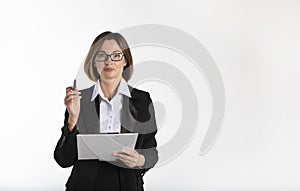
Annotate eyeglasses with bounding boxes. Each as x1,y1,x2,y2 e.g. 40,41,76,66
95,52,124,62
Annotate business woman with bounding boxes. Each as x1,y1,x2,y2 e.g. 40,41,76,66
54,31,158,191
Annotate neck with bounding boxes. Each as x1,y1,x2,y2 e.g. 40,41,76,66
100,77,121,101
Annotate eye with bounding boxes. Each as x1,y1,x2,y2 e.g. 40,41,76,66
112,53,122,59
95,53,107,60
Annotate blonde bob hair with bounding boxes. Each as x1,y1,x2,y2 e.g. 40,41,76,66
84,31,133,82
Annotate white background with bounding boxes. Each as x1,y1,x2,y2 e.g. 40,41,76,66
0,0,300,190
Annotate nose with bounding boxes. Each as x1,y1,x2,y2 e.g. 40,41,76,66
104,56,113,65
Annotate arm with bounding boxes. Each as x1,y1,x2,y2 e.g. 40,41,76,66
54,85,81,168
54,110,79,168
138,96,159,176
114,91,158,174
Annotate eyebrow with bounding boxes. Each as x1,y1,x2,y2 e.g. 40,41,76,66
97,50,122,54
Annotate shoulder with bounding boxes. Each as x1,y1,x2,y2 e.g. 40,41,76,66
128,86,155,123
79,85,94,101
128,85,152,104
79,85,94,94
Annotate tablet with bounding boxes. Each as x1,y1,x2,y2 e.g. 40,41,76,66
77,133,138,161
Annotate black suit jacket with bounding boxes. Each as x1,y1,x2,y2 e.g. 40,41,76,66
54,85,158,191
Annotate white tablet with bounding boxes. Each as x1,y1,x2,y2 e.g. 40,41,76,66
77,133,138,161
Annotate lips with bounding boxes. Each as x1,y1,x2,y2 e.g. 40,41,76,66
104,68,114,72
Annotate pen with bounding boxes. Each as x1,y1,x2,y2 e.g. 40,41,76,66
73,79,76,90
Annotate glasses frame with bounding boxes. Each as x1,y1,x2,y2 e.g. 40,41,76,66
94,52,124,62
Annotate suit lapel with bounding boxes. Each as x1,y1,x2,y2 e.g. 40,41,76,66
79,84,138,134
79,86,100,134
121,95,138,133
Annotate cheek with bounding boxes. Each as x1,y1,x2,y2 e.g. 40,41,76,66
117,63,125,72
95,64,104,73
119,60,126,69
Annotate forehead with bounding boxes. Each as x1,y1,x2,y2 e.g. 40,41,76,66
98,39,122,53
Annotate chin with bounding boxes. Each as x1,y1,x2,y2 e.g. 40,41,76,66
102,75,118,80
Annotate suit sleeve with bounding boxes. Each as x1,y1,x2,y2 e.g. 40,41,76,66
54,109,79,168
138,93,159,176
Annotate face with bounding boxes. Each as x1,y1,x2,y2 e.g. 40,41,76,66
94,39,126,82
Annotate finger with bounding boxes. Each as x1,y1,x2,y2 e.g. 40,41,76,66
114,152,131,160
66,93,81,100
115,153,138,164
114,152,131,161
117,157,131,164
64,95,82,103
66,86,78,91
66,90,81,96
117,157,135,167
66,86,73,93
66,85,81,92
65,93,82,101
121,149,138,156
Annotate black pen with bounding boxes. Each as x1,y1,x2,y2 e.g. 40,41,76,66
73,79,76,90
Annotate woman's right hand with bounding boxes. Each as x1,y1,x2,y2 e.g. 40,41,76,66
64,86,82,132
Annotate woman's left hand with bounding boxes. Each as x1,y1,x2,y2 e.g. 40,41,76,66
114,149,145,168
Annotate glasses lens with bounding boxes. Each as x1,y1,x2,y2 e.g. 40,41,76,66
95,53,107,62
111,53,123,61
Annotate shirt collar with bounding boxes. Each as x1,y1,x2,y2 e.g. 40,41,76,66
91,78,131,102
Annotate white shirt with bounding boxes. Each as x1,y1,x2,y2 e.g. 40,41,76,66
91,78,131,133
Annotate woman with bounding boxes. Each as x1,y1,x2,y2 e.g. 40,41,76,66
54,31,158,191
